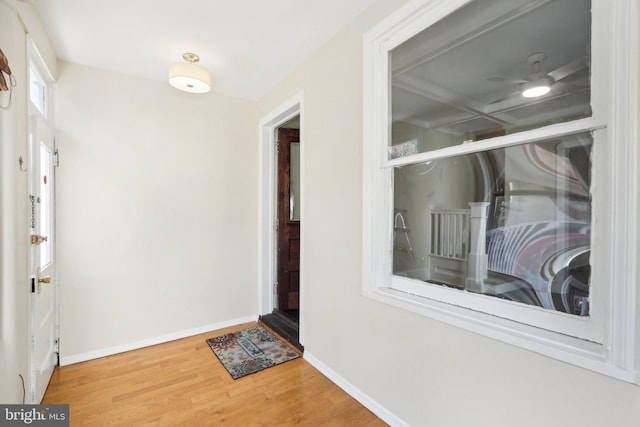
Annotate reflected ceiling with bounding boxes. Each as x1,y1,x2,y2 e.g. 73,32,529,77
391,0,591,140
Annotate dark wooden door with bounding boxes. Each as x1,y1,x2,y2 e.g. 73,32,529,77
277,128,300,310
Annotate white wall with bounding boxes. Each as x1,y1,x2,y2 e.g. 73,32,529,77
15,0,57,79
258,0,640,426
0,0,57,404
0,0,29,404
55,62,259,360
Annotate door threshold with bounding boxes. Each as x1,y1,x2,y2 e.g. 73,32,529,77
259,310,303,352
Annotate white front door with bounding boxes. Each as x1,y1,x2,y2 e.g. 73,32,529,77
28,59,58,403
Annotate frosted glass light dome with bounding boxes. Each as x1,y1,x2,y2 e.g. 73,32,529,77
169,53,211,94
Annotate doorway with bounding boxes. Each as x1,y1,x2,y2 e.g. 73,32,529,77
257,93,304,351
262,123,301,348
27,47,58,403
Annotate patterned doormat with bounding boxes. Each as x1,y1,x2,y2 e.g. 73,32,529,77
206,325,300,379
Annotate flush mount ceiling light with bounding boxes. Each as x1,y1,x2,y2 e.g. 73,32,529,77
169,53,211,94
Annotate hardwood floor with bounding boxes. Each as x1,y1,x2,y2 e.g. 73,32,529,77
42,322,387,426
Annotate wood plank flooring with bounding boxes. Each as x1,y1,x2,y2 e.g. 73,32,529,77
42,322,387,426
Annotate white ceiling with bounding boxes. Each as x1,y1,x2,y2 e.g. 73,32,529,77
32,0,378,100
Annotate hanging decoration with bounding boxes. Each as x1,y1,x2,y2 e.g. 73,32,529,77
0,47,16,110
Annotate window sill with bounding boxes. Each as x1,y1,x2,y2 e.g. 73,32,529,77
364,285,638,384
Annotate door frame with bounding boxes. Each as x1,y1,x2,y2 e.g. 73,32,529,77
27,39,59,403
258,92,304,344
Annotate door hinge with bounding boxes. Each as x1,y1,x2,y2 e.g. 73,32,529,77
31,277,35,293
53,148,60,167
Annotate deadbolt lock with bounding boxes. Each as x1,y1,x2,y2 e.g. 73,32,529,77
30,235,48,245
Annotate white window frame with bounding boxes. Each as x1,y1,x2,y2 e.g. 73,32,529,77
29,60,48,119
362,0,640,383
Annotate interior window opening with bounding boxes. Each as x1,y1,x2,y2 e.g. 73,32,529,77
392,132,592,316
364,0,639,382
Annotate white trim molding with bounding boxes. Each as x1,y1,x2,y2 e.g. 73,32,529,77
304,352,411,427
362,0,640,383
257,91,305,344
60,316,258,366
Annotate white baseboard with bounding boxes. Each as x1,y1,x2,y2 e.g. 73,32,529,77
59,315,258,366
303,352,409,427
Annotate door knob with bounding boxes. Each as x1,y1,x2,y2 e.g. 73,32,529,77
35,267,51,294
30,234,48,245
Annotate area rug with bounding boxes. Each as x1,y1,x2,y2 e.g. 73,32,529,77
206,325,300,379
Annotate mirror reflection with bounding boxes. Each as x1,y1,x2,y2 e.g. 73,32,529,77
289,142,300,221
393,133,592,316
390,0,592,158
